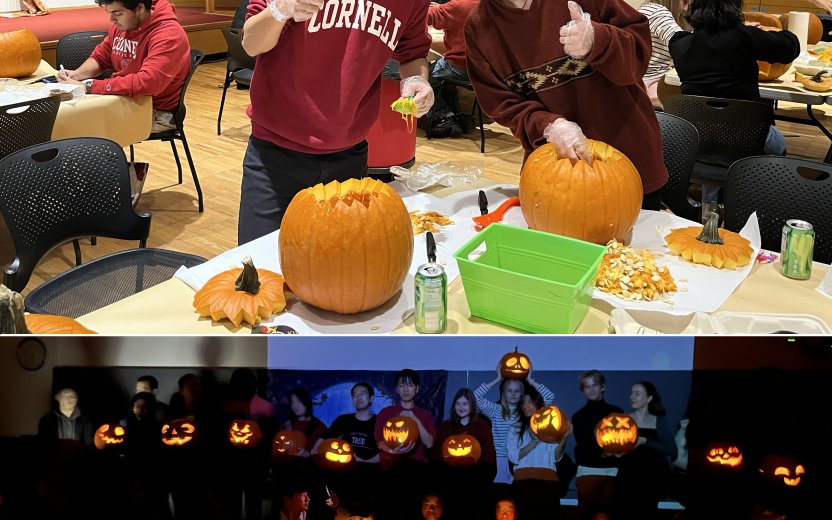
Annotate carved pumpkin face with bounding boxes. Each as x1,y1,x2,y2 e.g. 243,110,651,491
318,438,353,465
441,434,482,466
499,347,530,379
228,419,262,448
161,419,196,446
381,416,419,450
705,443,743,468
272,430,306,457
530,405,568,444
94,423,126,450
594,413,639,455
760,455,805,487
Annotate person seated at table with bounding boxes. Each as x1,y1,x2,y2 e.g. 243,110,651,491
57,0,190,134
669,0,800,205
464,0,668,210
636,0,690,108
425,0,480,138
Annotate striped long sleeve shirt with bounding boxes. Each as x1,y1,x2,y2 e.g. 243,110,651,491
638,2,683,80
474,382,556,458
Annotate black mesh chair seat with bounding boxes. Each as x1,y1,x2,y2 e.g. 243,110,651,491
24,248,207,317
218,27,256,135
724,156,832,264
0,96,61,159
656,111,700,221
427,76,486,153
663,94,772,188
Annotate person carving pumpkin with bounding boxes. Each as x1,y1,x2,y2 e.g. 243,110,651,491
464,0,668,210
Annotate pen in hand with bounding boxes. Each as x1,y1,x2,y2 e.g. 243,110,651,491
59,64,67,79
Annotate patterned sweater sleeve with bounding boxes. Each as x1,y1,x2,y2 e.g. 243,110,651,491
474,383,500,421
536,382,556,405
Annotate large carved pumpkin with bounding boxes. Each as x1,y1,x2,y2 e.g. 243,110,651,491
780,12,823,45
705,442,744,469
499,347,530,380
519,141,642,245
0,30,41,79
529,405,569,444
759,455,805,487
441,434,482,466
272,430,307,457
279,178,414,314
161,419,197,447
594,413,638,455
318,438,354,466
228,419,263,448
94,423,126,450
381,415,420,450
25,314,96,334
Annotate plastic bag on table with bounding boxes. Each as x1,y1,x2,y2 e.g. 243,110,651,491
391,160,482,191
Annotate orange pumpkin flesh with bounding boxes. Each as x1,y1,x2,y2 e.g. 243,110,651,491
25,314,96,334
795,71,832,92
279,178,413,314
665,212,753,269
193,257,287,327
519,140,642,245
0,30,42,78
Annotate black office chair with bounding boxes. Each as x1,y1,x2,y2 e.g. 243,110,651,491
0,96,61,159
662,95,772,190
131,49,205,212
427,77,486,153
656,111,700,221
55,31,112,78
218,27,255,135
724,156,832,264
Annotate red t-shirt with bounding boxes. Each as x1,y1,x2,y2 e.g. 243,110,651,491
246,0,431,154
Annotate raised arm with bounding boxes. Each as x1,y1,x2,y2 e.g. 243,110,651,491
242,0,323,56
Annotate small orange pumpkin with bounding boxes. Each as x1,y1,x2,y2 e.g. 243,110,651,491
519,140,643,245
759,455,805,487
665,212,754,269
193,256,287,327
272,430,307,457
0,30,42,78
318,438,354,466
161,419,197,447
24,314,96,334
228,419,263,448
499,347,531,380
441,434,482,466
279,178,413,314
705,442,744,469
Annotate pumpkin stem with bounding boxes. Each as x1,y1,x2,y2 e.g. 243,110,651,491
235,257,261,295
0,285,31,334
696,212,724,245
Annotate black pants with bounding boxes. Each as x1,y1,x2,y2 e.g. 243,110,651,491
238,136,368,245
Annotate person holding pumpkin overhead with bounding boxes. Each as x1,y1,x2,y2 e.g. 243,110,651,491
463,0,668,209
507,387,571,520
613,381,677,520
571,370,624,520
289,387,328,457
474,362,555,484
433,387,497,519
668,0,800,209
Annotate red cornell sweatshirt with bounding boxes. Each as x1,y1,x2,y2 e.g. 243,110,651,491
464,0,668,195
246,0,431,154
427,0,479,70
89,0,190,111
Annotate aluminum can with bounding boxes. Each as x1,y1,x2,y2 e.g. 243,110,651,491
414,262,447,334
780,219,815,280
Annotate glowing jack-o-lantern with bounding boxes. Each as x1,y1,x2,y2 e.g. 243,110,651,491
530,405,569,444
161,419,197,447
441,434,482,467
94,423,126,450
499,347,531,380
318,438,354,465
594,413,639,455
705,443,743,469
272,430,307,457
381,416,420,450
759,455,805,487
228,419,263,448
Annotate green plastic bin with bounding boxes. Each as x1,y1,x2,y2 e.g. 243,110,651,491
453,224,606,334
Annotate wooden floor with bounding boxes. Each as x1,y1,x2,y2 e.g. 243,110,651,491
17,59,832,294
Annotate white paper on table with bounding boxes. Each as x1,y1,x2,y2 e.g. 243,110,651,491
591,211,762,315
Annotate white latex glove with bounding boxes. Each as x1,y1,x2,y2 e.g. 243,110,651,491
544,118,593,164
268,0,323,22
400,76,435,118
559,1,594,59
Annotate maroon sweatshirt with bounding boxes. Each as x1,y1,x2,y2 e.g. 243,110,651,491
464,0,667,194
247,0,431,154
89,0,190,111
427,0,479,69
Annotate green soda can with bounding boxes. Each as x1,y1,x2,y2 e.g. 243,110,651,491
415,232,447,334
780,219,815,280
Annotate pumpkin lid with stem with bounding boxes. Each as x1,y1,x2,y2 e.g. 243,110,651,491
664,212,754,269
